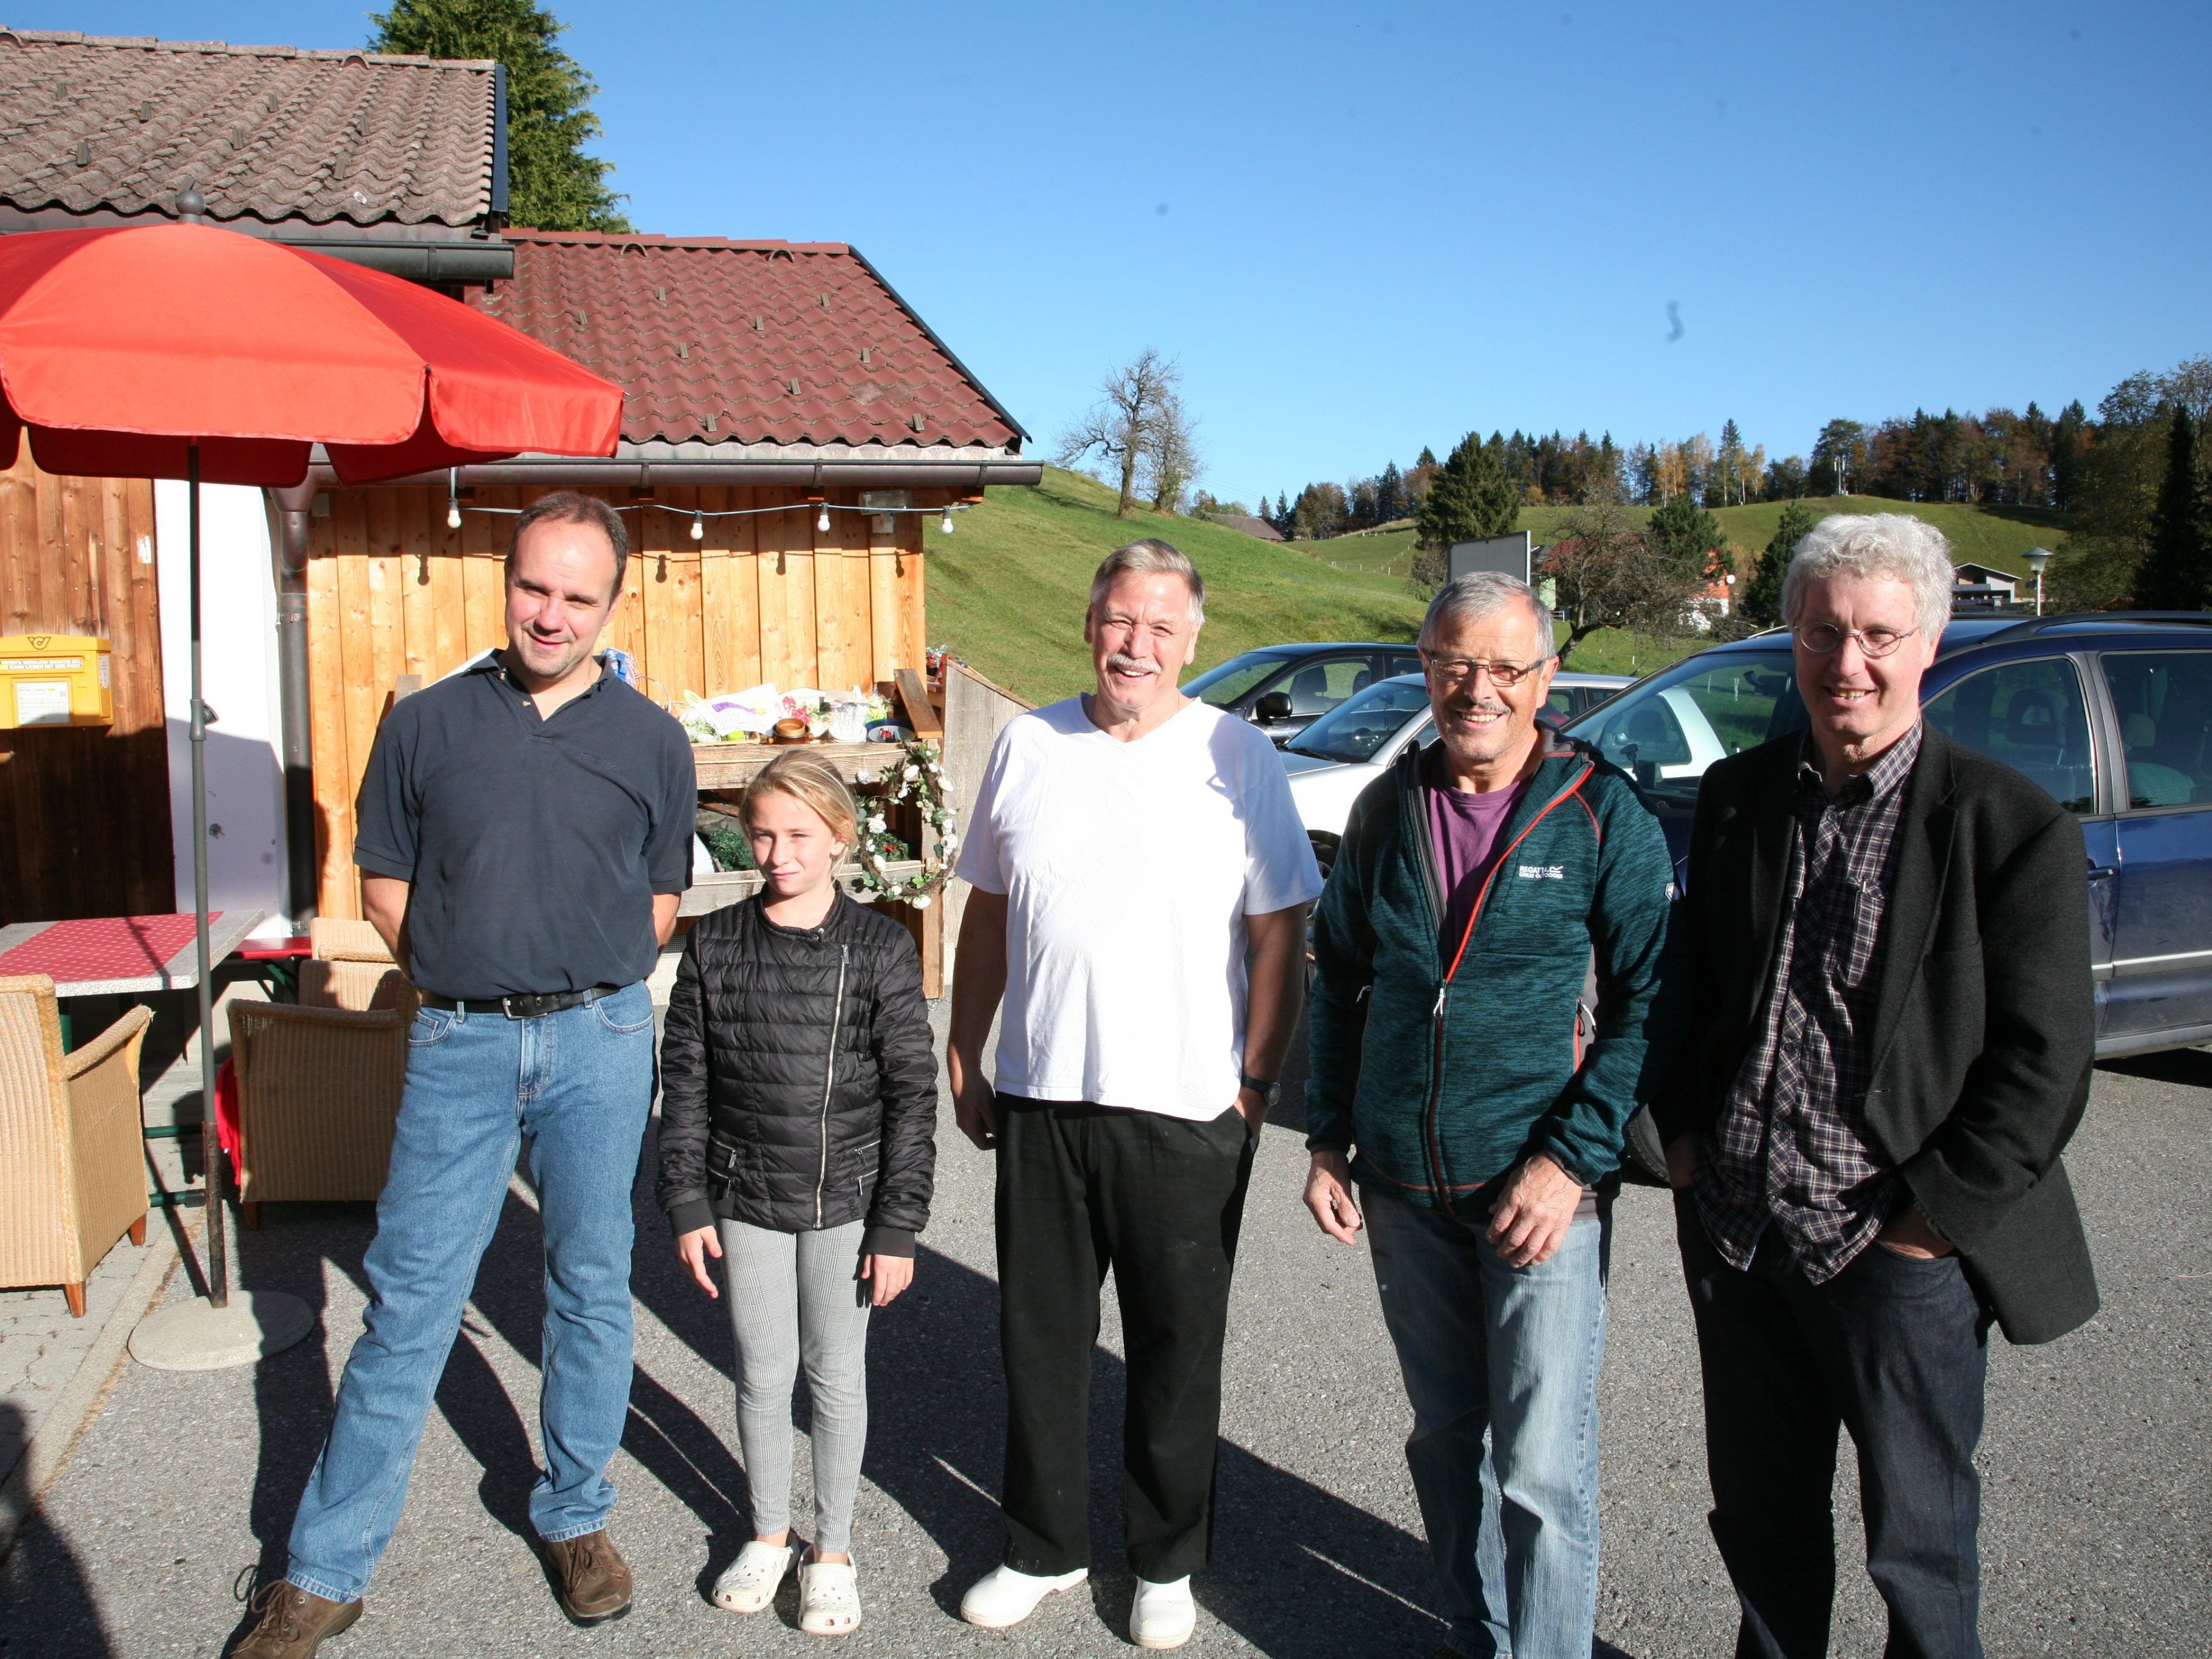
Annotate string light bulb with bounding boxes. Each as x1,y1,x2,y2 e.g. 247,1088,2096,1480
447,500,462,530
940,506,956,535
816,501,831,533
690,511,705,542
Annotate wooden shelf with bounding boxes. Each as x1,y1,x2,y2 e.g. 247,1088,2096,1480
691,739,911,792
679,860,925,918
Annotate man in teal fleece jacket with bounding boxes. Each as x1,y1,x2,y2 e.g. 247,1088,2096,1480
1303,572,1674,1659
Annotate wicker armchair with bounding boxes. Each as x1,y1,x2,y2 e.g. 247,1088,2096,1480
0,977,152,1317
228,932,409,1228
301,917,407,1011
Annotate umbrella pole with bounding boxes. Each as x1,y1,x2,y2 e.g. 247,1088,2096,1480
128,448,313,1371
188,443,227,1308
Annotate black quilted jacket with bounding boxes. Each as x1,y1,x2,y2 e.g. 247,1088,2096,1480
657,893,937,1254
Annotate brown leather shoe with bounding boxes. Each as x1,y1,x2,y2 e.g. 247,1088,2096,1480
542,1528,633,1626
231,1581,361,1657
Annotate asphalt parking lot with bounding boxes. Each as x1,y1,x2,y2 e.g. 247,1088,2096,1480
0,1027,2205,1658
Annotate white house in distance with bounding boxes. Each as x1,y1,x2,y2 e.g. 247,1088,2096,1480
1952,561,2021,609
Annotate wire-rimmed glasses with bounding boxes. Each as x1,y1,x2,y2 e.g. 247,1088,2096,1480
1419,649,1554,689
1793,621,1917,658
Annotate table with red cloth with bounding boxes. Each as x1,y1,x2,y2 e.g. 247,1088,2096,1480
0,908,267,1157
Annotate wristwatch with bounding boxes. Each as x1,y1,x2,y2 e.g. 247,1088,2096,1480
1239,1073,1282,1108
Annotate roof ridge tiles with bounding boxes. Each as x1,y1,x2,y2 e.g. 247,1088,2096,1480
0,28,496,69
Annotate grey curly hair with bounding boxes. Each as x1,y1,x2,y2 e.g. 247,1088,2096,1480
1781,513,1954,640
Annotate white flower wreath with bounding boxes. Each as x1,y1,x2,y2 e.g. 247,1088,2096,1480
851,739,958,908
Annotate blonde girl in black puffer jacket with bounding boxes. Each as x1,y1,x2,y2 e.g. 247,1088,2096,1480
657,750,937,1638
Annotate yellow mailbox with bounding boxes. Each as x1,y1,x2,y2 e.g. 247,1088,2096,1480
0,634,113,728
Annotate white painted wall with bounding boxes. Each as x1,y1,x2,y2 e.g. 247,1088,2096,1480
154,481,290,939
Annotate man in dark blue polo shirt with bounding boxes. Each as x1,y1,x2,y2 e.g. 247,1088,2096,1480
238,493,694,1656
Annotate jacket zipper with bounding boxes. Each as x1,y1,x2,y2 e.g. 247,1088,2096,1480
813,943,850,1228
1405,748,1594,1209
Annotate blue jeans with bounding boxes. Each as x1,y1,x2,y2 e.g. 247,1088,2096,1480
1363,1186,1610,1659
1677,1194,1989,1659
285,982,657,1604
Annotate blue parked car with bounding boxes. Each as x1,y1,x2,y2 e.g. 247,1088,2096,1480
1565,612,2212,1059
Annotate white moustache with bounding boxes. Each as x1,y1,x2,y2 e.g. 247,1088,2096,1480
1107,654,1159,676
1448,700,1508,719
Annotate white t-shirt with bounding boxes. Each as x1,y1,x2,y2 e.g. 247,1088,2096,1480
956,696,1324,1119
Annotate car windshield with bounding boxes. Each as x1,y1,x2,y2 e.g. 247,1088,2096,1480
1287,677,1433,764
1566,649,1805,807
1183,650,1294,706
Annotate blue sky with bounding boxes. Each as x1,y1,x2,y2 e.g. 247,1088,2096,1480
54,1,2212,509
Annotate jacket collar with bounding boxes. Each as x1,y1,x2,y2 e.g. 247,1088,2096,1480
1864,727,1959,1081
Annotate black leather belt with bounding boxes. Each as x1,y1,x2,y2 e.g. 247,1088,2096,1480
417,985,624,1019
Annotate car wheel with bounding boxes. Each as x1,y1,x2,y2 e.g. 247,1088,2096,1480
1620,1105,1669,1187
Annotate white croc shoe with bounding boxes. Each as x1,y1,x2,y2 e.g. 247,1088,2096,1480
798,1557,862,1637
958,1564,1088,1629
1131,1576,1197,1650
710,1539,795,1613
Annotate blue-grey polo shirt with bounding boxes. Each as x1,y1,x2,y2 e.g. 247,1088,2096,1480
354,654,697,1000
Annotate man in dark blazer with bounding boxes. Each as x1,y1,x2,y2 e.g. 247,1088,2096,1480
1654,512,2097,1659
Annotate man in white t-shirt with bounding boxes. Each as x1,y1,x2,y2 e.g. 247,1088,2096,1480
949,540,1323,1650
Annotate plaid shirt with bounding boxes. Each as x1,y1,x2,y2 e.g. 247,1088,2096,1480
1693,723,1923,1281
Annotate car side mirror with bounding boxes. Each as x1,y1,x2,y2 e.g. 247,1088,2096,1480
1254,691,1293,722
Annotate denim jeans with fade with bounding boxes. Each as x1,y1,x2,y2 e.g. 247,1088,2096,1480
283,982,658,1604
1363,1185,1611,1659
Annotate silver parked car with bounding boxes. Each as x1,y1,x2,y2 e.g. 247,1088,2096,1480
1282,671,1631,874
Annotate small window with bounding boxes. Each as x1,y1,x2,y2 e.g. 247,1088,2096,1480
2098,651,2212,809
1282,656,1376,717
1389,654,1424,680
1923,657,2097,814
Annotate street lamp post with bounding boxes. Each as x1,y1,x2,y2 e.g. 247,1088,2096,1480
2022,546,2053,616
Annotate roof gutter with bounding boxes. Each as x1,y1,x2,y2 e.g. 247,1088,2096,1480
306,454,1043,490
267,236,513,283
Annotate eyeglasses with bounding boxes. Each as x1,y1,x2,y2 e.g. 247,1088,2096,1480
1419,650,1554,689
1793,621,1917,658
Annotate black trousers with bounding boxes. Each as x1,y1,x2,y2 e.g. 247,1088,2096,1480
1676,1192,1990,1659
995,1095,1255,1581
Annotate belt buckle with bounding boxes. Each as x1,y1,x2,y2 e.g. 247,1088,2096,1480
501,993,543,1020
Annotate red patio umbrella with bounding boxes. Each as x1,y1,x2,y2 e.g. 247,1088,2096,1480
0,221,621,1348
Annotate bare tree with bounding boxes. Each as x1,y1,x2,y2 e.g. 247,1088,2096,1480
1057,349,1179,518
1543,501,1710,664
1143,391,1202,513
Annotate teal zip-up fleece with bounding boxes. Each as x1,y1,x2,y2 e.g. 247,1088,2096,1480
1306,732,1675,1209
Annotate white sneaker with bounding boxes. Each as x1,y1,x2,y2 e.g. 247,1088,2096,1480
958,1563,1088,1628
1131,1576,1196,1650
710,1539,795,1613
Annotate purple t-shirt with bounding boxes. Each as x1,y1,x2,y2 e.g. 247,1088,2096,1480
1426,756,1531,960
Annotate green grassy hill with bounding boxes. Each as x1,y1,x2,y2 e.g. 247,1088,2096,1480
930,468,1430,703
931,476,2081,702
1296,496,2072,581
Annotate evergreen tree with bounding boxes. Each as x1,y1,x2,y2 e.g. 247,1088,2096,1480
1646,490,1729,580
1415,430,1518,552
2134,406,2212,610
1740,501,1817,626
370,0,629,231
1376,460,1403,522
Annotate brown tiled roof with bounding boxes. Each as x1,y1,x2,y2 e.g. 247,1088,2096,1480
473,231,1024,452
0,29,497,228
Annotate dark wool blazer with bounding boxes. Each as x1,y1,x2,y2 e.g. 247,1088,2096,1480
1652,725,2099,1344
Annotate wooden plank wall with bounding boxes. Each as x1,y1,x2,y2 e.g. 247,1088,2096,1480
940,660,1035,982
0,450,172,923
306,483,937,918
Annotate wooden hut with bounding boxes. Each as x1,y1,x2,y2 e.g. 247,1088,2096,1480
295,229,1038,925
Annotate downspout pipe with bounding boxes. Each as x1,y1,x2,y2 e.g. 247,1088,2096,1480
269,480,317,931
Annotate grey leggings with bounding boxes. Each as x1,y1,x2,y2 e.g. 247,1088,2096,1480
718,1216,872,1554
